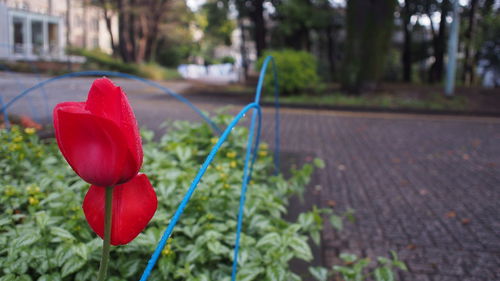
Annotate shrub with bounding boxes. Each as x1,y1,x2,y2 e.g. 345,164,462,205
256,50,320,95
138,63,181,80
0,116,330,281
71,48,180,81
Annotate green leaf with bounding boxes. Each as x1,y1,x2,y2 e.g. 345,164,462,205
50,226,75,241
392,260,408,271
313,158,325,169
119,259,141,278
0,274,17,281
186,246,204,262
237,267,262,281
13,231,40,248
308,266,329,281
266,265,286,281
61,257,86,277
35,211,49,228
72,243,88,261
345,208,356,223
256,233,281,248
339,253,357,263
329,215,343,231
289,237,312,261
374,267,394,281
377,257,391,265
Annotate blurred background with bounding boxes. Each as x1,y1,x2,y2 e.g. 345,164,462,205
0,0,498,103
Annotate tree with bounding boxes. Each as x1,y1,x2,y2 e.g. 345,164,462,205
235,0,267,57
341,0,397,93
401,0,414,82
98,0,170,63
427,0,450,83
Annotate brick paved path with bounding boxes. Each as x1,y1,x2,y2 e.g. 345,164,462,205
2,75,499,281
265,110,500,281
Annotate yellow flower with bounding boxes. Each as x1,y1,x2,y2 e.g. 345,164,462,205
215,165,222,171
13,136,23,142
210,137,218,145
223,183,230,189
226,151,237,158
258,150,268,157
24,128,36,135
230,161,237,168
260,143,268,150
8,144,20,151
162,238,173,256
28,197,39,206
162,248,172,256
4,188,15,196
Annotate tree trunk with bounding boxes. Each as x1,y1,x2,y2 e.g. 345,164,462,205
238,16,249,81
250,0,266,58
341,0,397,93
462,0,478,85
402,0,412,82
99,0,117,55
326,25,335,77
117,0,132,62
429,0,450,83
66,0,72,71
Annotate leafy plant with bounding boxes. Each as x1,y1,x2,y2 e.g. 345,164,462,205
256,49,320,95
0,116,340,281
309,251,407,281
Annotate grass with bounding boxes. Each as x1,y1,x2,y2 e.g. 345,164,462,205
263,92,469,111
70,48,181,81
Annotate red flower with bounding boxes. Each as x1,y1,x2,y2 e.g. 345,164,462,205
53,78,143,187
83,174,157,245
53,78,157,245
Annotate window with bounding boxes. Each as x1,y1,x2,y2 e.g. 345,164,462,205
48,22,59,54
31,20,43,55
13,17,25,54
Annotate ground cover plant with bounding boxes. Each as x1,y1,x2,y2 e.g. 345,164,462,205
0,115,330,281
0,116,406,281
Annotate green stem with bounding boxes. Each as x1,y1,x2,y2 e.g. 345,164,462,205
97,186,113,281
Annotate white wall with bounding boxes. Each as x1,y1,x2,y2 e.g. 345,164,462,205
0,3,9,59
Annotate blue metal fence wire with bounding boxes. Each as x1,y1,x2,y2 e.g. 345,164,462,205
0,55,280,281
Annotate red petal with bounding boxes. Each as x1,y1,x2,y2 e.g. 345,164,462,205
82,174,158,245
53,103,139,186
85,78,143,169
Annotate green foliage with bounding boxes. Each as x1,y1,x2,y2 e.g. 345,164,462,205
137,63,182,80
71,48,180,80
341,0,397,92
0,117,337,280
310,251,407,281
264,92,469,111
200,0,235,46
256,50,320,95
476,8,500,73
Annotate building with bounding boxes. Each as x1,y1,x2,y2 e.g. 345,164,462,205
0,0,116,61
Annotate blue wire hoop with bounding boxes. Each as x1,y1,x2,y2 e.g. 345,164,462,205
140,56,279,280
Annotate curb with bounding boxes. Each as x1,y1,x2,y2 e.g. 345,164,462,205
261,102,500,118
